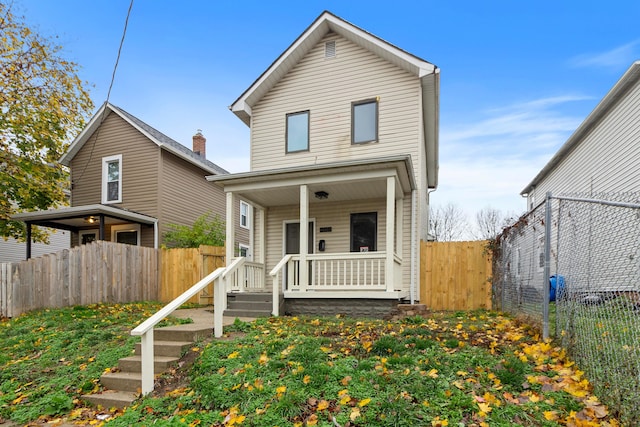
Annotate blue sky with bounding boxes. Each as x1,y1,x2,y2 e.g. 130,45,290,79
15,0,640,219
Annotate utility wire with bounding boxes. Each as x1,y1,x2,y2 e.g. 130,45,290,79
73,0,134,188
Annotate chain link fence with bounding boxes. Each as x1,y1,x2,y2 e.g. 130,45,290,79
494,193,640,425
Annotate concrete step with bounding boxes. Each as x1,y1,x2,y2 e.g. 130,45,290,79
227,292,271,302
227,300,272,311
118,355,179,372
134,340,192,357
154,324,212,342
224,308,272,318
81,390,138,410
100,371,141,393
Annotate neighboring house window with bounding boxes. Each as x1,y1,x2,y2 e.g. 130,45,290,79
350,212,377,252
102,154,122,204
240,200,250,229
111,224,140,246
79,230,97,245
239,243,251,260
286,111,309,153
352,99,378,144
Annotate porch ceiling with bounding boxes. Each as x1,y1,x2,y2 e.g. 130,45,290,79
207,156,415,208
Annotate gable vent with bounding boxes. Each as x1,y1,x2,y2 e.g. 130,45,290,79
325,40,336,58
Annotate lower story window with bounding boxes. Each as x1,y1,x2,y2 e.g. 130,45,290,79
350,212,377,252
111,224,141,246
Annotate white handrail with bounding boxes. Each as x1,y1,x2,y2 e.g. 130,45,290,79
131,266,227,395
269,254,293,276
269,255,292,316
222,256,246,280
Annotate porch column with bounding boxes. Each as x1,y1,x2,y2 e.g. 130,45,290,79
226,192,235,266
385,176,395,292
258,206,265,264
396,197,404,256
299,185,309,291
26,222,32,260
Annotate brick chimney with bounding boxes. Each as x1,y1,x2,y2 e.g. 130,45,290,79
192,129,206,157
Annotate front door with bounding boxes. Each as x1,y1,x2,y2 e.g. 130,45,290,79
284,221,314,287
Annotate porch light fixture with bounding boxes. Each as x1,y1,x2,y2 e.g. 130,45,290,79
84,216,99,224
314,191,329,200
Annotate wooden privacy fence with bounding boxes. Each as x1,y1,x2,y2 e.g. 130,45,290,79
0,241,159,318
420,240,492,310
160,245,225,303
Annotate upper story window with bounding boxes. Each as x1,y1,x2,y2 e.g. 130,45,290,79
352,99,378,144
102,154,122,204
286,111,309,153
240,200,250,229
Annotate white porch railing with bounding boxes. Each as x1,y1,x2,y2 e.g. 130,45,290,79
282,252,399,291
269,255,292,316
225,258,266,293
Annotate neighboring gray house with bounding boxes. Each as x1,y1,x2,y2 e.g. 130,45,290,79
521,61,640,204
208,11,440,315
13,103,248,258
0,229,70,263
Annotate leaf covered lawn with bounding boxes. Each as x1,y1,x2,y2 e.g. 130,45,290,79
107,311,621,427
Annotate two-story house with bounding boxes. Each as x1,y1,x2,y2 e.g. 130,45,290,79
208,11,440,316
13,103,248,257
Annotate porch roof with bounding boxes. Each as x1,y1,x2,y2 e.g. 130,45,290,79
12,204,157,232
206,155,416,207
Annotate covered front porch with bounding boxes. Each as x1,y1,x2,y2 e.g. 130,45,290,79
208,156,420,313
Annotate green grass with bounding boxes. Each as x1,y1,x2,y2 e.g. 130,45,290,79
106,312,619,427
0,306,624,426
0,302,187,424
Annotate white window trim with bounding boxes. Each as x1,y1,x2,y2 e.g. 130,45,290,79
79,229,98,245
111,223,141,246
238,243,251,260
240,200,251,230
102,154,123,204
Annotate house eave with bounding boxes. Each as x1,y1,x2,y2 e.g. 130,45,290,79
206,155,416,190
229,11,436,127
12,204,157,226
61,103,227,176
521,60,640,195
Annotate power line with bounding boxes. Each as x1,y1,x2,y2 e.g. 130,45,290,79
73,0,134,188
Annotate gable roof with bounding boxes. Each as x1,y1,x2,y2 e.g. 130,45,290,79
60,103,229,176
521,61,640,195
229,10,440,188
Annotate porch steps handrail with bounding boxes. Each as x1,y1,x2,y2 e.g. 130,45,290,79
269,254,292,316
131,264,231,395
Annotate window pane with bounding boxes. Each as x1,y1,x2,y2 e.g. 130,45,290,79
350,212,377,252
81,233,97,245
107,181,119,201
287,112,309,152
116,231,137,245
107,161,119,181
353,102,377,143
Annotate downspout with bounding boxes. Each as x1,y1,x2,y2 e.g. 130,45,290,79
153,220,158,249
410,190,417,304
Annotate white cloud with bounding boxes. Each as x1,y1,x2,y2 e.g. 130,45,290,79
569,40,640,69
434,95,589,220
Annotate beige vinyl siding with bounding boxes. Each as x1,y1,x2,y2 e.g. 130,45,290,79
70,112,160,216
159,151,228,243
250,34,423,187
529,78,640,202
262,196,412,293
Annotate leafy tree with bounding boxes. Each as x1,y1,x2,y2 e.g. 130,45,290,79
0,2,93,242
428,203,468,241
163,212,225,248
